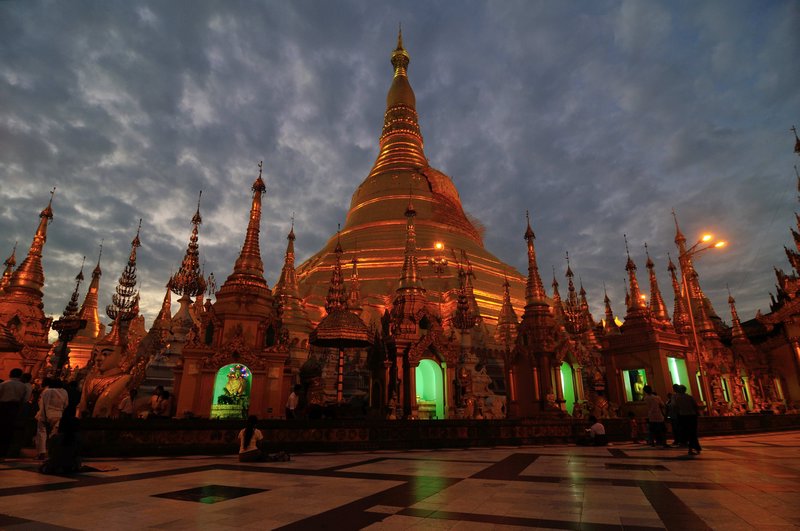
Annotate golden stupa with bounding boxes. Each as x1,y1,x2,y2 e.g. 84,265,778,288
296,31,526,327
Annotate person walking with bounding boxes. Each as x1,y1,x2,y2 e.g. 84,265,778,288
285,384,301,419
643,385,667,448
0,368,32,457
667,385,682,446
35,378,69,460
675,385,702,455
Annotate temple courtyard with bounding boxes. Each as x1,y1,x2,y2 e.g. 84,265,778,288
0,430,798,530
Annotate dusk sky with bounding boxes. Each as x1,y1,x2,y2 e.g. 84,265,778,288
1,1,798,332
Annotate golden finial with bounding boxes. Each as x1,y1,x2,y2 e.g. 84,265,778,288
192,190,203,225
792,125,800,154
97,239,103,266
397,23,403,50
391,24,410,74
77,255,86,282
524,210,535,240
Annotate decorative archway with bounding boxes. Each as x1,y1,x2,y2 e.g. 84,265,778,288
210,363,252,419
415,359,444,419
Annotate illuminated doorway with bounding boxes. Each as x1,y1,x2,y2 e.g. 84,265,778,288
210,363,252,419
415,359,444,419
560,364,576,415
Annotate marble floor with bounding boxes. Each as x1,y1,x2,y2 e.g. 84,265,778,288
1,431,799,530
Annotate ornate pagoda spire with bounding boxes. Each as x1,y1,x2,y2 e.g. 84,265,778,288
624,235,646,315
369,27,427,178
494,275,518,346
579,281,595,331
106,219,141,322
0,241,17,293
77,242,104,339
461,250,481,322
275,217,299,298
152,280,173,330
170,191,207,298
6,188,54,296
325,228,347,314
524,210,546,305
398,196,424,292
603,284,620,335
565,253,579,311
672,210,722,327
645,243,670,325
223,162,268,290
347,245,363,316
62,257,85,318
728,289,747,341
551,267,565,322
668,254,690,332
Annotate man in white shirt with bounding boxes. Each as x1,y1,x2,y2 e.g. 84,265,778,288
285,384,301,419
643,385,667,447
36,378,69,460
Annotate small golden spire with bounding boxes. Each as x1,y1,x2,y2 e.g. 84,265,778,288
792,125,800,154
77,242,103,339
0,241,17,292
398,199,424,292
325,225,347,313
62,257,85,318
644,243,670,323
223,162,268,289
170,192,207,298
523,210,546,304
106,220,142,322
6,190,55,295
623,234,645,313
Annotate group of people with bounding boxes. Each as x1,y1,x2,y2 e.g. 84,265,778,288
0,368,82,472
641,383,702,455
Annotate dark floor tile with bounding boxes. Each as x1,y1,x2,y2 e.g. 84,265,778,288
152,484,267,504
606,463,668,471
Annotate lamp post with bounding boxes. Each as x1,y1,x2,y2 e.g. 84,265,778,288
678,233,726,415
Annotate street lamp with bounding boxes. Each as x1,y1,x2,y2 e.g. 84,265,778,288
678,231,726,415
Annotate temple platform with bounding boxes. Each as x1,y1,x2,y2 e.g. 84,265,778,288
1,430,798,530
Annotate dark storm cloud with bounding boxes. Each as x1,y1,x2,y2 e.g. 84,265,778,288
1,0,798,331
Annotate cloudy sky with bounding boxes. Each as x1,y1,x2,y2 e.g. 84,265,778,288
1,1,798,332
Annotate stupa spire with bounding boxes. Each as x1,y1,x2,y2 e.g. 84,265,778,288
728,288,746,340
603,284,620,335
551,267,565,322
0,241,17,292
153,280,172,329
325,227,347,314
645,243,670,324
565,252,578,311
62,257,85,318
624,235,645,315
370,30,427,178
667,254,690,332
524,210,546,305
398,197,424,292
170,191,207,298
7,188,55,296
224,162,268,289
77,241,103,339
495,275,518,346
106,219,141,322
275,216,299,298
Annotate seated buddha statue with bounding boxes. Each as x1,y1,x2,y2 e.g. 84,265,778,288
78,322,133,418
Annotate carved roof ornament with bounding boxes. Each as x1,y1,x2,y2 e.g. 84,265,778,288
523,210,546,305
495,275,519,346
222,162,268,290
347,240,363,316
106,219,142,322
170,191,207,298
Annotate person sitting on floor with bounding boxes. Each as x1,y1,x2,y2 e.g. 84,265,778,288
238,415,265,462
577,415,608,446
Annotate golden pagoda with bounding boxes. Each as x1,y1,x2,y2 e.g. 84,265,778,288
295,30,526,331
0,191,55,376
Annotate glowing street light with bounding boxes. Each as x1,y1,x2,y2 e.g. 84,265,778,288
678,228,727,414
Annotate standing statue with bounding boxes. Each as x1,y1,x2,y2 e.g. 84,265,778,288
78,323,132,418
